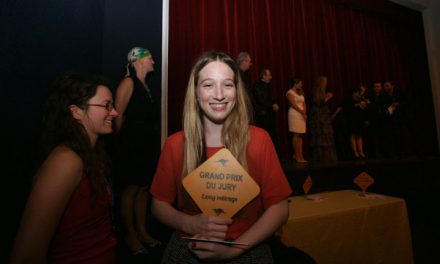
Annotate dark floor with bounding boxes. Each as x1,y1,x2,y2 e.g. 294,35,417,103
115,216,171,264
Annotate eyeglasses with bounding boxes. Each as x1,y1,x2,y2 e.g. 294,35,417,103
85,102,114,112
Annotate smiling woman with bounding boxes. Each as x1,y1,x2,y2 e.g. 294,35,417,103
197,60,237,126
78,85,118,142
9,72,119,264
150,51,292,263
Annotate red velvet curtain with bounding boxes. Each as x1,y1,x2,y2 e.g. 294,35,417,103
168,0,435,161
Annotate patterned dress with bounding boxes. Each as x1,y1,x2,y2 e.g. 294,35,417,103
308,98,338,161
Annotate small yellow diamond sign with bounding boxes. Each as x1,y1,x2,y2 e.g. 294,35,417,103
353,171,375,193
182,148,260,218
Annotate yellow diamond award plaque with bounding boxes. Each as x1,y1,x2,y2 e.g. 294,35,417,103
182,148,260,218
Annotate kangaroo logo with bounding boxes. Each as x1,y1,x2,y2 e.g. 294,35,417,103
213,208,226,216
217,158,228,167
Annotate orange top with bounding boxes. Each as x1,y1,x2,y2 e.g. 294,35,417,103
151,126,292,239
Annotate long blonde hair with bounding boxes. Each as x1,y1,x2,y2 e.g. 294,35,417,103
312,76,328,103
182,51,251,176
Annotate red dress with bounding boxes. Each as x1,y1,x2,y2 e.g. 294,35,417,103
49,176,117,264
151,125,292,239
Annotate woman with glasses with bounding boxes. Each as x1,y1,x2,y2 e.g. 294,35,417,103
113,47,162,256
9,73,119,263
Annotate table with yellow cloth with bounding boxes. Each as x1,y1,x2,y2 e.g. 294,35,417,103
279,189,413,264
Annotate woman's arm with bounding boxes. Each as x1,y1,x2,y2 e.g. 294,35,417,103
325,92,333,102
191,199,289,261
235,199,289,247
287,92,305,115
151,198,232,240
114,77,134,132
9,146,82,263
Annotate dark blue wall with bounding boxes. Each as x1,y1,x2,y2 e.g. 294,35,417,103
1,0,162,259
102,0,163,90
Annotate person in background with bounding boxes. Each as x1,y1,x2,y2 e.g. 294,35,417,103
9,72,118,263
113,47,162,256
308,75,338,161
253,68,280,149
286,77,307,163
382,80,407,158
150,51,291,263
236,51,252,94
366,81,387,158
331,98,351,161
347,85,370,159
236,51,255,121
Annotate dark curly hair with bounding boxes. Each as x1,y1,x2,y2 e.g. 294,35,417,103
37,72,112,204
